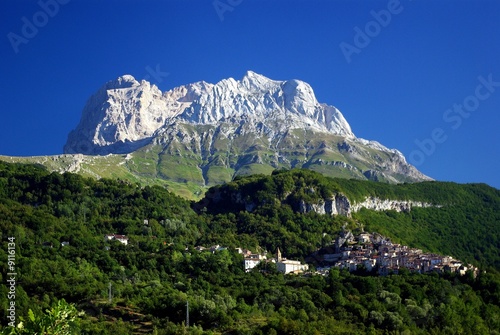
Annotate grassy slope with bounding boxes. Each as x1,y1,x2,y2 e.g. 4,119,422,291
0,127,421,201
0,154,206,200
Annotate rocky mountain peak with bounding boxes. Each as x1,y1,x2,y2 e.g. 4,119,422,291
240,71,278,91
63,71,359,154
64,74,177,154
63,71,431,184
105,74,140,89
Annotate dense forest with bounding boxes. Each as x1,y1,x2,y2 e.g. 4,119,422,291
0,161,499,334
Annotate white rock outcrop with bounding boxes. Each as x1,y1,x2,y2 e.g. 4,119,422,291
351,197,435,213
298,194,352,217
298,195,437,217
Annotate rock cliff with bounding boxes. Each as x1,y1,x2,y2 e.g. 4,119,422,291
296,195,437,217
64,71,432,185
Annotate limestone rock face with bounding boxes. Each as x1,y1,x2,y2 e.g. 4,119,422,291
64,71,432,183
351,197,436,213
64,75,211,154
298,194,352,217
297,195,436,217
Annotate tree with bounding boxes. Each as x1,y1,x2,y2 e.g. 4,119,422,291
1,299,83,335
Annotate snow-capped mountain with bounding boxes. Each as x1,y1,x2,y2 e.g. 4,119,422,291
64,71,431,185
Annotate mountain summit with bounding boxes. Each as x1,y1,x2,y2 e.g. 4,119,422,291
64,71,431,186
65,71,353,154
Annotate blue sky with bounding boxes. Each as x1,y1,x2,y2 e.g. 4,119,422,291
0,0,499,188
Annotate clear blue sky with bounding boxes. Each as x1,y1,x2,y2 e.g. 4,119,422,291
1,0,499,188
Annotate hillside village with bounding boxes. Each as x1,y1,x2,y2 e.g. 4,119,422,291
164,230,478,277
101,217,478,277
307,230,479,277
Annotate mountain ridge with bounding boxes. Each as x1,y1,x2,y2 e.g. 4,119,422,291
60,71,431,191
64,71,358,155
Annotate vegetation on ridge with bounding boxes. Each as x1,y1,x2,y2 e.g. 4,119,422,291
0,127,430,201
0,161,499,334
202,169,500,269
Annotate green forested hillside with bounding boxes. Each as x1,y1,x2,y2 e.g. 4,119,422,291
202,169,500,269
0,162,499,334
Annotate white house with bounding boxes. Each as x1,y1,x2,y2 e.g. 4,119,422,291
244,258,261,271
244,253,267,272
209,245,227,253
277,259,309,274
104,234,129,246
275,248,308,274
358,233,371,244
